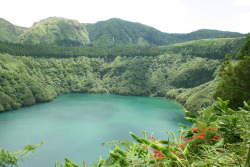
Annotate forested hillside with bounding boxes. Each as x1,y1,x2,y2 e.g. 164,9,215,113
0,18,27,42
0,16,247,114
17,17,90,46
85,18,173,46
160,37,245,59
0,37,245,113
0,17,245,47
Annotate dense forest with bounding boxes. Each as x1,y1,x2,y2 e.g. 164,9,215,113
0,36,245,113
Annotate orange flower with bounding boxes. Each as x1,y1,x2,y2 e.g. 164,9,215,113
198,135,204,139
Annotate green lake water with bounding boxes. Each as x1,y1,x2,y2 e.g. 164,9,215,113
0,93,190,167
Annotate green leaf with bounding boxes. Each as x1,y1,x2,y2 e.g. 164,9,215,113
65,162,74,167
243,101,250,111
64,157,79,167
55,161,58,167
184,117,197,123
158,140,175,145
214,138,224,148
161,147,177,160
115,145,127,157
246,147,250,167
97,156,104,167
109,150,126,166
184,110,198,118
179,123,189,129
140,138,152,146
130,132,142,143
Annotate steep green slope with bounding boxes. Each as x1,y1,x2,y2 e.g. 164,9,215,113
170,29,243,43
17,17,90,46
85,18,174,46
0,53,220,113
160,37,245,59
0,37,244,113
0,18,27,42
86,18,244,47
0,17,244,47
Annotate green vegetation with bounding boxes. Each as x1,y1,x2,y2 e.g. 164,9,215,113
0,17,244,47
85,18,173,47
169,29,243,43
0,142,44,167
0,52,220,113
214,36,250,109
0,36,246,113
0,41,160,58
17,17,90,46
0,18,27,43
0,16,249,167
57,35,249,167
160,37,245,59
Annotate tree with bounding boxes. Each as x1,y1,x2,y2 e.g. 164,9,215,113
214,36,250,108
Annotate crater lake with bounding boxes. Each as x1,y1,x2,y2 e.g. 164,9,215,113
0,93,190,167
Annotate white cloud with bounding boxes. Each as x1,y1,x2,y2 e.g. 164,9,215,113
234,0,250,7
231,12,250,33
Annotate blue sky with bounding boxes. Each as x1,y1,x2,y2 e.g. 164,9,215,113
1,0,250,33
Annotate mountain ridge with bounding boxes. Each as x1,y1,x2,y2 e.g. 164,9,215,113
0,18,27,43
0,17,244,47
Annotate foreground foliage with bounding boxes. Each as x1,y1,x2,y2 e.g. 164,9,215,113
0,142,44,167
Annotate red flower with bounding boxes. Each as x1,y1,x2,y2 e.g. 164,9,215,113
191,128,198,132
198,135,204,139
213,136,220,139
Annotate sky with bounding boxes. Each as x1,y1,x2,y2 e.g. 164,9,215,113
1,0,250,34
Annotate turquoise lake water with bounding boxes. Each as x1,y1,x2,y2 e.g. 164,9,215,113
0,93,190,167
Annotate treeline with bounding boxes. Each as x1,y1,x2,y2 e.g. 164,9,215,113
214,35,250,109
1,37,246,113
0,53,220,113
160,37,245,60
0,41,160,58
